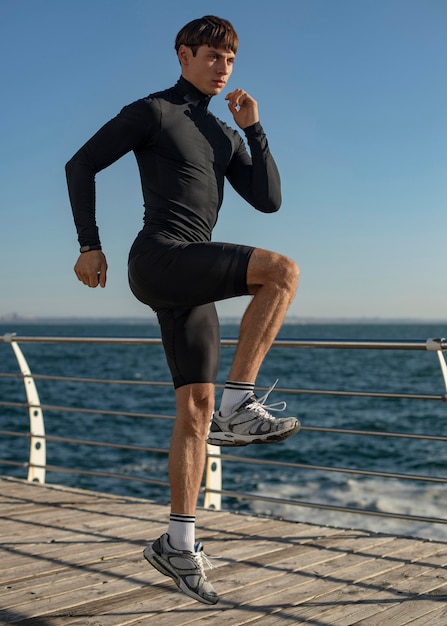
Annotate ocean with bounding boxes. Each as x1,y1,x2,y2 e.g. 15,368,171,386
1,321,446,541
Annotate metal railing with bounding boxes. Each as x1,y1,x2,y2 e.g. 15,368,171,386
1,332,446,532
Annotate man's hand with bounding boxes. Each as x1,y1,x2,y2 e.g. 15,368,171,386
74,250,108,288
225,89,259,129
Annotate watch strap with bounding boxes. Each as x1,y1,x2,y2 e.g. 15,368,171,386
80,244,102,253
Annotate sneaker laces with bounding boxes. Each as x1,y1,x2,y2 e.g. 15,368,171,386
193,542,217,573
246,380,287,420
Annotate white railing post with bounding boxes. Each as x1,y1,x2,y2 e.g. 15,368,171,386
5,335,46,483
426,338,447,399
204,444,222,510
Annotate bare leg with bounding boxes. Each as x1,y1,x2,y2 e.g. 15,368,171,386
168,248,298,509
145,381,219,605
169,382,215,515
228,248,299,382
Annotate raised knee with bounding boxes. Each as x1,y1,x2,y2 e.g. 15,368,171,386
247,249,299,296
276,256,300,295
285,257,300,288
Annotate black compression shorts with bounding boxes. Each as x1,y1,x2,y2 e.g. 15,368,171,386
128,235,254,388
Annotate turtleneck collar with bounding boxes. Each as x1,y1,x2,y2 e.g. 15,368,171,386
175,76,212,110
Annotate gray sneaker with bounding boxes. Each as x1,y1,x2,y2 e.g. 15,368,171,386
143,533,218,605
207,383,300,447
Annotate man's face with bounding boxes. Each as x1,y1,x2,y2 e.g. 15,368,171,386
179,44,235,96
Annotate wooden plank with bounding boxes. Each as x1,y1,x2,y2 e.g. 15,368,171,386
359,583,447,625
250,548,447,626
184,538,405,624
404,604,447,625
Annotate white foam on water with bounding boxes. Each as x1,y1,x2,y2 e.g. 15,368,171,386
251,476,447,541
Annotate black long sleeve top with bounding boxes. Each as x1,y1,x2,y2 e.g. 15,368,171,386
65,76,281,247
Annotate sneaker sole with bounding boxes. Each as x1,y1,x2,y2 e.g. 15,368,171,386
143,546,218,605
207,420,300,447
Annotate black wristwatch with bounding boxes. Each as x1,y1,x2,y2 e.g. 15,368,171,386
80,244,102,253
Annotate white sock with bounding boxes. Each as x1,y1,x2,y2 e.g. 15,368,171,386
219,381,255,417
167,513,195,552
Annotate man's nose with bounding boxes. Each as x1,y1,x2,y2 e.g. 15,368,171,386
217,59,231,74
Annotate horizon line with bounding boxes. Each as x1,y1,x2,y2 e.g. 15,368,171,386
1,314,447,325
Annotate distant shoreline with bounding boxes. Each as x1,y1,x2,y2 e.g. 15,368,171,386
1,315,447,325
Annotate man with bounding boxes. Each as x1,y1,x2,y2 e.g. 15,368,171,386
66,16,300,605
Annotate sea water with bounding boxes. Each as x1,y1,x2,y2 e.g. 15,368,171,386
1,321,446,540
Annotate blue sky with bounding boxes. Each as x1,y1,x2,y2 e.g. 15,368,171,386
0,0,445,321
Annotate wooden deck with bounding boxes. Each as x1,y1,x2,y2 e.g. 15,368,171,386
1,478,447,625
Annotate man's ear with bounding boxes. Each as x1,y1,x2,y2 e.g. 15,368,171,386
178,44,191,68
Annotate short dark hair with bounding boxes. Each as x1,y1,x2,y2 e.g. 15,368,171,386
175,15,238,56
